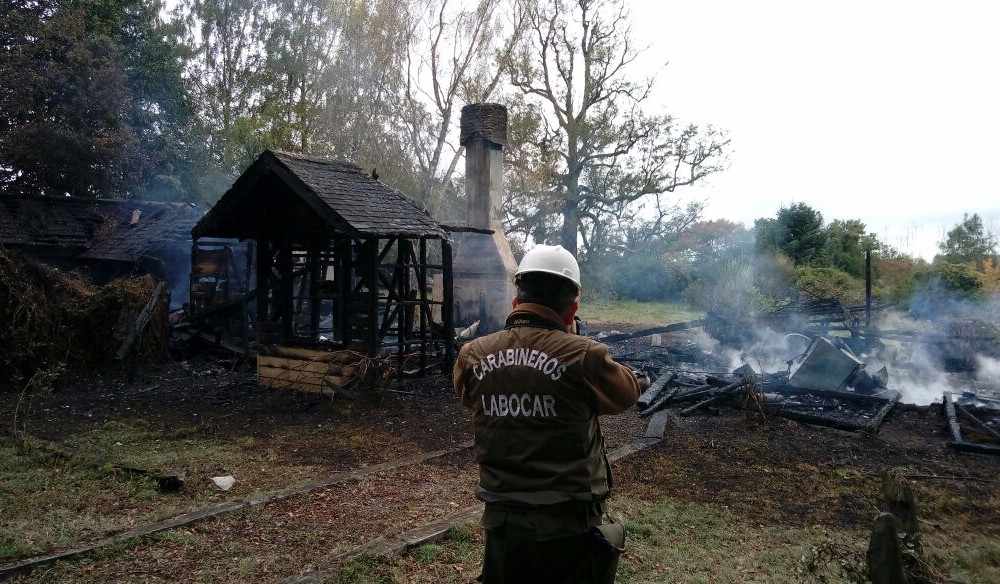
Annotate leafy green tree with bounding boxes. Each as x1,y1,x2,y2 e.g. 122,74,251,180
795,266,865,305
754,202,827,266
672,219,753,265
824,219,878,278
1,0,208,199
1,2,143,197
172,0,270,173
937,212,997,269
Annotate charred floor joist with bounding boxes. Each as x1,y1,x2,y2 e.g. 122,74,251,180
192,150,455,385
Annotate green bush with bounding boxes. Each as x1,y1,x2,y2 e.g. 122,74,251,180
930,261,983,295
795,267,865,305
588,253,690,302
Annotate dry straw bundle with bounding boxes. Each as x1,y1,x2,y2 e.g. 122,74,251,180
0,248,164,385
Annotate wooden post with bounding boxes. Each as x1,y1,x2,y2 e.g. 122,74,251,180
256,238,272,337
865,248,873,328
944,392,963,443
279,239,294,339
365,238,379,353
336,236,350,344
442,239,455,372
309,244,321,340
882,469,920,551
419,237,428,372
867,512,909,584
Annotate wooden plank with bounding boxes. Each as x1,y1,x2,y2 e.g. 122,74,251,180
943,392,964,443
636,368,674,409
258,345,361,365
949,441,1000,455
258,345,335,361
256,363,326,382
679,380,746,417
115,281,167,360
767,408,870,433
772,384,902,405
257,366,327,393
0,442,475,580
257,355,333,375
955,404,1000,441
865,390,901,434
644,410,671,439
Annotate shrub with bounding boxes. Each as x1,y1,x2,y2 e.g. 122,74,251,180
795,267,865,305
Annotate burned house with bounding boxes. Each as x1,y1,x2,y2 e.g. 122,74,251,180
0,194,203,304
186,103,524,393
191,150,456,392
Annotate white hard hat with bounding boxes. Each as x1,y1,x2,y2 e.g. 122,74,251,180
514,244,581,290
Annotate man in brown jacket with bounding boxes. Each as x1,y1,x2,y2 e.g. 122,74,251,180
453,244,642,584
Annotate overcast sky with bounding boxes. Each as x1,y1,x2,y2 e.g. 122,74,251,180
627,0,1000,259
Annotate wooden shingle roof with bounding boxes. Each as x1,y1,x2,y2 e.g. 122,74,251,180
193,151,446,240
0,195,202,261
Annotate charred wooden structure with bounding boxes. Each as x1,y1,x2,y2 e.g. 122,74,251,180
0,194,203,303
191,150,455,380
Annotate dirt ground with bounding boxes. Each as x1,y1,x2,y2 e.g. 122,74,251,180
2,339,999,583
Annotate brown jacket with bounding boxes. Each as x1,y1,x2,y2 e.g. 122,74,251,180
453,303,640,505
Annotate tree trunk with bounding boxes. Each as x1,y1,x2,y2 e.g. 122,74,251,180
561,198,579,255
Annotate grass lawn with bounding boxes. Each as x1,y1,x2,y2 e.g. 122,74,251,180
577,299,703,329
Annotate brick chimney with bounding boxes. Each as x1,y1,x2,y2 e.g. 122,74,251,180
450,104,518,333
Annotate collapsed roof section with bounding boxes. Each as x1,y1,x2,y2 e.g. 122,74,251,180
0,195,202,301
0,195,202,261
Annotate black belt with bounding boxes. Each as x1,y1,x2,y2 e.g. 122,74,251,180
485,499,605,516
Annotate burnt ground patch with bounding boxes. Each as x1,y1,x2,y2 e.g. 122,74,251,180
1,348,998,582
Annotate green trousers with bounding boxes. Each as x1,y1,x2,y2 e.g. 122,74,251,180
479,508,619,584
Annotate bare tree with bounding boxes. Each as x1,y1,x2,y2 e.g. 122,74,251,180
507,0,729,257
401,0,530,216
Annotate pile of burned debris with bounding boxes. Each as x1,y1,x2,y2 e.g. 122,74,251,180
944,391,1000,455
620,334,901,436
0,248,167,384
596,299,1000,453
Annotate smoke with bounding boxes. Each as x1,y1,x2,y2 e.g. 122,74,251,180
976,354,1000,385
688,303,996,405
689,328,743,372
690,325,811,376
893,343,961,406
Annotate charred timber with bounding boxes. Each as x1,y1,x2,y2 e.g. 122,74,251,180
943,392,964,443
865,391,901,434
636,368,676,409
939,393,999,454
955,404,1000,442
115,281,167,361
679,380,748,417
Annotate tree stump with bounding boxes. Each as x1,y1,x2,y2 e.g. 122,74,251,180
882,468,920,554
867,512,908,584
